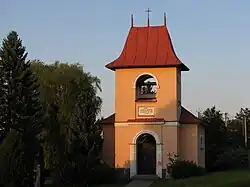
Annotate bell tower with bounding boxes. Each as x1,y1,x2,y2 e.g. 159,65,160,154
106,13,189,124
101,12,205,179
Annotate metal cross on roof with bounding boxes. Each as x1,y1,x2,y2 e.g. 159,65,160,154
145,8,152,26
145,8,152,18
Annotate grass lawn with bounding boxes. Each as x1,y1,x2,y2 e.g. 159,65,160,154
45,184,124,187
91,185,124,187
150,170,250,187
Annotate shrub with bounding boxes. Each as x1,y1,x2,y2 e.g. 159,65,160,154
167,154,205,179
89,160,115,185
213,147,248,171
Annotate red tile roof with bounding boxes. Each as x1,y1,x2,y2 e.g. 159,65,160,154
179,106,204,125
98,106,205,126
106,25,189,71
98,113,115,124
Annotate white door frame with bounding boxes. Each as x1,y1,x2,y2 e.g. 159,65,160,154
130,130,162,178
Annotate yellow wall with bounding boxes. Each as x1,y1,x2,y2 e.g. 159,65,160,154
114,124,163,168
179,124,206,167
114,124,180,169
101,64,205,174
180,124,198,163
102,123,203,169
177,69,182,121
115,68,179,122
162,125,180,167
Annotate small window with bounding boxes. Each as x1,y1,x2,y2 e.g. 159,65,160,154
135,74,157,101
200,135,205,150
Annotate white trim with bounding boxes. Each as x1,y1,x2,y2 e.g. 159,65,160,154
115,121,180,126
115,121,165,126
130,130,162,178
164,121,180,126
133,73,160,88
132,130,160,143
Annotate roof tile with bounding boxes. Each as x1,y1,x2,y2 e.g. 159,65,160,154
106,25,189,71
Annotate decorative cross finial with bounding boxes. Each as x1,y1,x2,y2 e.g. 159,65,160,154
145,8,152,26
131,14,134,27
164,12,167,26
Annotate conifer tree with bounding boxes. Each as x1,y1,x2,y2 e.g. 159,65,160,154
0,31,44,187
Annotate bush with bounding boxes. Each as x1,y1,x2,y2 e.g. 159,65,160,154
167,154,205,179
89,160,115,185
48,160,116,186
213,147,248,171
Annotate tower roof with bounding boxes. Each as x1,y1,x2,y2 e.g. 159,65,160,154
106,20,189,71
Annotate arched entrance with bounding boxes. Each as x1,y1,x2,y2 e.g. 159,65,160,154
136,133,156,175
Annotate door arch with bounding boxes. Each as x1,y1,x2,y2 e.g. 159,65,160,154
130,130,162,178
136,133,156,175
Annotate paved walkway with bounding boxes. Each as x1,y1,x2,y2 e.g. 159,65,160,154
124,180,154,187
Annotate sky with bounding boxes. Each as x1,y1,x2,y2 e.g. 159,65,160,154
1,0,250,119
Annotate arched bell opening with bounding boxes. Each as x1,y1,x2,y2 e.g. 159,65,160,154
135,74,157,101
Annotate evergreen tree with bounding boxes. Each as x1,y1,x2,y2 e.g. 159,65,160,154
0,31,44,187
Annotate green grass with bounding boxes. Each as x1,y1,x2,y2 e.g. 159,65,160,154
91,185,124,187
150,170,250,187
45,184,124,187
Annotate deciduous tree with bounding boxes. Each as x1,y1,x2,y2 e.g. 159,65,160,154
31,61,103,186
199,106,226,171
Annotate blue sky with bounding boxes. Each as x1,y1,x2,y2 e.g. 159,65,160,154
1,0,250,118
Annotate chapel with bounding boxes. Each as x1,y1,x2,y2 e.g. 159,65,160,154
99,13,206,179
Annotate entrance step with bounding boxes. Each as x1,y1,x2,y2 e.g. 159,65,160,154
131,175,159,180
125,180,154,187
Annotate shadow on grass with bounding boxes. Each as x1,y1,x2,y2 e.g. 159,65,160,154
45,184,125,187
150,170,250,187
91,185,125,187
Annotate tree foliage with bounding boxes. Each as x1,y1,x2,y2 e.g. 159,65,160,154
31,60,103,186
0,130,21,185
199,106,226,171
227,119,245,148
0,31,44,186
236,108,250,121
200,106,248,171
235,108,250,148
